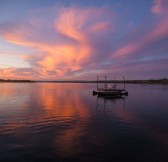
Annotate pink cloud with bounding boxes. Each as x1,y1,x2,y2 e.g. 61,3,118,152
151,0,168,15
112,43,138,57
0,1,167,80
0,68,36,80
0,6,114,80
112,21,168,60
110,0,168,63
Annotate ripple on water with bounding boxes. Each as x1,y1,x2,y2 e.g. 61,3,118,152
0,83,168,161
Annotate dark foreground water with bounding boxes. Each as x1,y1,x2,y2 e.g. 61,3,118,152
0,83,168,162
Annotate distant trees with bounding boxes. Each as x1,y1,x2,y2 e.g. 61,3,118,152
0,78,167,84
0,79,34,82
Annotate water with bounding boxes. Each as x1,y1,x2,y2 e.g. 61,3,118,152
0,83,168,162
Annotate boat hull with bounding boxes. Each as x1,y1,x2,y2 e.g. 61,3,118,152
93,90,128,97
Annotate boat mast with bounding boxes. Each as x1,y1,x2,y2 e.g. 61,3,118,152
123,76,125,90
104,75,107,89
97,76,99,90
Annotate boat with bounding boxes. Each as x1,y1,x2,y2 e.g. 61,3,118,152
93,76,128,97
93,86,128,97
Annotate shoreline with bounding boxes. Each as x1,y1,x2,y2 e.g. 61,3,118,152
0,79,168,84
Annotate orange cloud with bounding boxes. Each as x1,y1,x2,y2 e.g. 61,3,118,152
0,6,112,79
0,67,38,80
55,7,86,41
89,22,111,33
1,2,167,80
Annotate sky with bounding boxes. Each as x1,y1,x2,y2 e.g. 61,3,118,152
0,0,168,80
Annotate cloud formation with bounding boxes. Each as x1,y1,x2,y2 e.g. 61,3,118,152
151,0,168,15
0,0,168,80
0,5,114,80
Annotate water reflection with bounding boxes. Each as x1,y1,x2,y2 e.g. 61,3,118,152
0,83,168,161
95,96,126,112
0,83,92,159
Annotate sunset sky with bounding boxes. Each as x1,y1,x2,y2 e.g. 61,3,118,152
0,0,168,80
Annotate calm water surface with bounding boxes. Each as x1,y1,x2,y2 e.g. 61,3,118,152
0,83,168,162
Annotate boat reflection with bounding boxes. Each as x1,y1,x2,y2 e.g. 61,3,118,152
95,95,126,112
